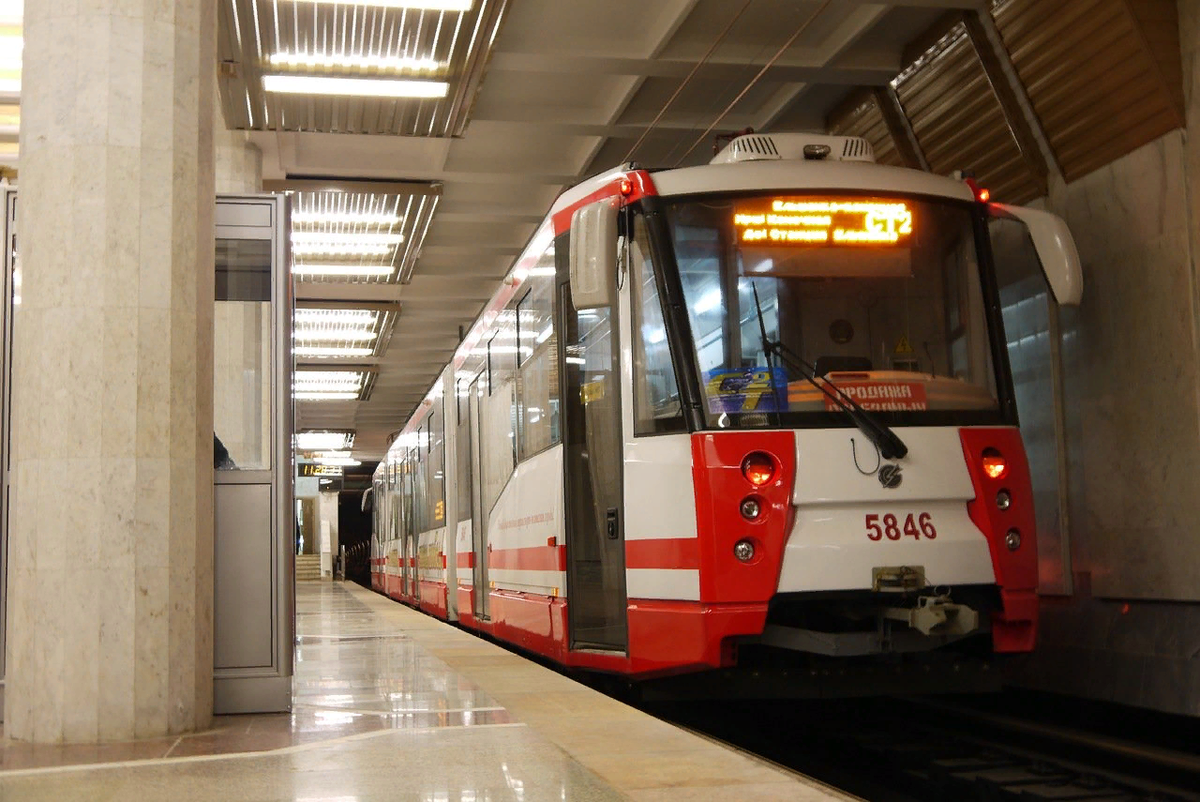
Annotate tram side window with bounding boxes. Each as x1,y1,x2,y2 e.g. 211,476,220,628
516,246,560,458
482,321,517,513
412,434,428,534
427,397,446,528
455,378,472,525
630,214,684,435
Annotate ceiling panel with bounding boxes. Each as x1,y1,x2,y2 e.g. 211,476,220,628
218,0,509,136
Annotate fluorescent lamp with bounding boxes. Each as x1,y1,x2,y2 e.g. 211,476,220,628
293,264,395,278
269,52,442,74
294,377,362,389
314,455,362,467
295,391,360,401
294,328,378,343
296,431,355,451
263,74,450,99
292,212,403,227
294,345,374,357
295,309,375,320
293,243,393,257
292,232,404,245
284,0,472,9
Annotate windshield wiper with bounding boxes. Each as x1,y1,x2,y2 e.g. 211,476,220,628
749,282,908,460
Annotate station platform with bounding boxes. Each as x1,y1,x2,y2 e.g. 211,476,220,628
0,581,851,801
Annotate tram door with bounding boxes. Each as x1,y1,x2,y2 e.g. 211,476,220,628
0,187,14,715
403,450,416,599
560,283,627,651
468,373,490,619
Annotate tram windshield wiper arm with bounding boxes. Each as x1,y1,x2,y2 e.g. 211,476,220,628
749,282,908,460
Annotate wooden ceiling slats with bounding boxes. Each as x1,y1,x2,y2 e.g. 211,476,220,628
994,0,1183,182
825,90,906,168
891,19,1044,203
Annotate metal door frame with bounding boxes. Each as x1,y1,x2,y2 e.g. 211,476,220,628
213,194,294,714
468,372,490,619
0,186,15,718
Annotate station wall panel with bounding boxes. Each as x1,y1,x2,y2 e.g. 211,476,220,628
893,20,1046,204
993,0,1184,183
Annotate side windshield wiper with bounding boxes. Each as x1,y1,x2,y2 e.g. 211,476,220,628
750,282,908,460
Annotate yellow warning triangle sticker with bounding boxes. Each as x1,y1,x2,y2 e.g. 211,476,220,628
894,335,915,355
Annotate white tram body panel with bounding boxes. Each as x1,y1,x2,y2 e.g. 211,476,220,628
369,132,1083,682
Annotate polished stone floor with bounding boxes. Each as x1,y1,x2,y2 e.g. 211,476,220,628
0,582,851,801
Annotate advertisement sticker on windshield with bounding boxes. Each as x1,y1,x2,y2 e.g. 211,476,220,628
825,381,927,412
703,367,789,414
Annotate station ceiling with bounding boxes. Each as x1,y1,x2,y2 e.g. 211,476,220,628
228,0,982,461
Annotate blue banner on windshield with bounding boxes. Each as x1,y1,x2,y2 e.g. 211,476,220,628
703,367,788,414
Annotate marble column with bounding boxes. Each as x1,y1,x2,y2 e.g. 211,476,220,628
214,117,262,194
6,0,216,742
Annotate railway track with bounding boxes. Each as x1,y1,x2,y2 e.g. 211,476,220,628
646,692,1200,801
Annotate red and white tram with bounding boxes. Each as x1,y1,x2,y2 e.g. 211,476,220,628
370,132,1082,691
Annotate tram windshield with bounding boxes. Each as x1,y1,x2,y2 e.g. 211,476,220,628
660,192,1003,429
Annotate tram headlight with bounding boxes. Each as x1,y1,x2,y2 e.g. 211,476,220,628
741,452,776,487
740,497,762,520
996,490,1011,511
982,448,1007,480
733,539,756,563
1005,529,1021,551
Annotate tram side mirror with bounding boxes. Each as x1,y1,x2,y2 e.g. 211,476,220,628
569,199,619,309
990,204,1083,305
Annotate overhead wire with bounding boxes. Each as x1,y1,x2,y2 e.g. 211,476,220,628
620,0,754,165
672,0,834,167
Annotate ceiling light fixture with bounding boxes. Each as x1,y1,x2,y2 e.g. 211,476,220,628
283,0,473,10
292,211,404,227
268,52,442,74
292,232,405,245
263,74,450,99
294,391,360,401
293,264,395,278
313,454,363,467
296,431,355,451
294,329,378,343
294,345,375,358
295,309,379,324
293,243,393,257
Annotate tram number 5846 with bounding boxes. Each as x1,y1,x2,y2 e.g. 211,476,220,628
865,513,936,541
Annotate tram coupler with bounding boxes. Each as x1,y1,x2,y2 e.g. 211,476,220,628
883,594,979,637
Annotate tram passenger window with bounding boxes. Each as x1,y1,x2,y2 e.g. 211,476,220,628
427,398,446,527
516,246,560,457
482,318,517,512
630,215,684,435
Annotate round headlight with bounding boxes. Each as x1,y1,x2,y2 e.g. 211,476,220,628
996,490,1011,511
733,539,756,563
1004,529,1021,551
740,497,761,520
741,452,776,487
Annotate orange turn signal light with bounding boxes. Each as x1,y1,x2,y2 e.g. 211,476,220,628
741,452,776,487
982,448,1007,480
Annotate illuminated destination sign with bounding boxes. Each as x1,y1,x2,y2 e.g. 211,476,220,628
734,199,914,246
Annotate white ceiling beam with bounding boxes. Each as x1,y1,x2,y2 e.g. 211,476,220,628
487,52,900,83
